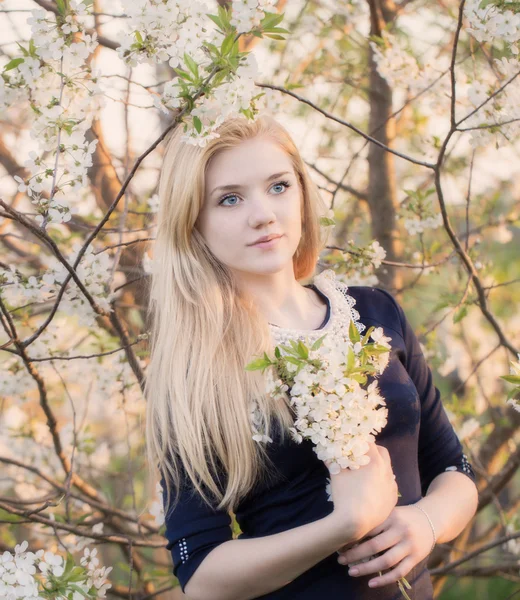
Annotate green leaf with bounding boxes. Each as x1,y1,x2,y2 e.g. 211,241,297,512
75,513,93,524
311,334,327,351
56,0,67,16
364,345,391,355
68,584,90,598
211,69,229,87
204,42,220,56
174,68,193,82
285,356,302,366
432,301,449,312
453,306,468,324
264,27,290,34
0,509,24,523
207,13,222,27
507,388,520,401
297,340,309,359
278,343,298,356
66,568,89,583
349,319,360,344
319,217,335,227
183,53,199,78
134,31,143,43
244,357,271,371
346,347,355,373
221,33,236,56
16,42,29,57
192,115,202,133
361,326,375,345
63,552,76,575
52,513,67,523
274,346,281,359
261,11,285,29
217,5,232,30
502,375,520,385
3,58,24,72
264,34,287,40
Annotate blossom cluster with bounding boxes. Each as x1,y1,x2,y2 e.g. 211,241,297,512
116,0,218,69
464,0,520,53
398,188,443,236
370,9,520,149
246,321,392,475
1,1,103,227
116,0,288,146
325,240,387,287
369,30,451,113
230,0,277,33
462,55,520,148
0,241,115,327
0,541,112,600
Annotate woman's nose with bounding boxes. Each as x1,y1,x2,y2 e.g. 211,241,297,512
247,196,276,228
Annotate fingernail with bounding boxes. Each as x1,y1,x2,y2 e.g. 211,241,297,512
338,557,346,564
349,568,359,576
369,580,377,587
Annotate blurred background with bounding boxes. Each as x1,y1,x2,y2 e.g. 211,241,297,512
0,0,519,598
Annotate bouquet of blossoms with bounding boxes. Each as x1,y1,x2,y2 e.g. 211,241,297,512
246,319,414,600
246,320,392,474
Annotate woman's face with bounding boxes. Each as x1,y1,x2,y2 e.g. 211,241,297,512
196,135,303,278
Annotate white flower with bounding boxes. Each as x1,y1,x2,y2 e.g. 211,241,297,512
508,398,520,413
371,327,392,348
368,240,386,268
38,551,64,577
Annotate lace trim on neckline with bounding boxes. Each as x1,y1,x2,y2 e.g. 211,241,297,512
267,269,365,340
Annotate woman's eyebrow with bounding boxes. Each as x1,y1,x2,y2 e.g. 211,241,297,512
210,171,292,197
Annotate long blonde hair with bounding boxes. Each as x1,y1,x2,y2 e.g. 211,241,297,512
145,114,330,515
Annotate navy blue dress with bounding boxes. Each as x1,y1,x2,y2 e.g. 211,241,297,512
161,285,477,599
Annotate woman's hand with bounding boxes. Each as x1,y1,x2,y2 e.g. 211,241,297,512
335,504,435,588
326,444,398,543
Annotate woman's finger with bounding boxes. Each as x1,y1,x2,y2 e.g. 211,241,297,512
367,557,415,588
338,528,400,564
363,518,390,539
345,543,408,577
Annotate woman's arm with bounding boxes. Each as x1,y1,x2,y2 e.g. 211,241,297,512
185,443,398,600
185,511,357,600
336,470,478,587
335,288,480,588
416,470,478,544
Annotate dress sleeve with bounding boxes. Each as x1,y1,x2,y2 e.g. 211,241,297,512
376,288,477,497
161,467,233,594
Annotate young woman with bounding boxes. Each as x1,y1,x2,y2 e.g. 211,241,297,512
145,114,479,600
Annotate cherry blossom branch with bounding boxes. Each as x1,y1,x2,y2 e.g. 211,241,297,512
0,455,158,531
0,500,165,547
255,82,436,168
430,530,520,576
31,0,119,50
431,0,519,358
0,294,107,503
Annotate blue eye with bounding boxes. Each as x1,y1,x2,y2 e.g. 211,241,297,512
218,180,291,206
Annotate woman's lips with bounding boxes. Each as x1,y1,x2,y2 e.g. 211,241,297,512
250,235,283,248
